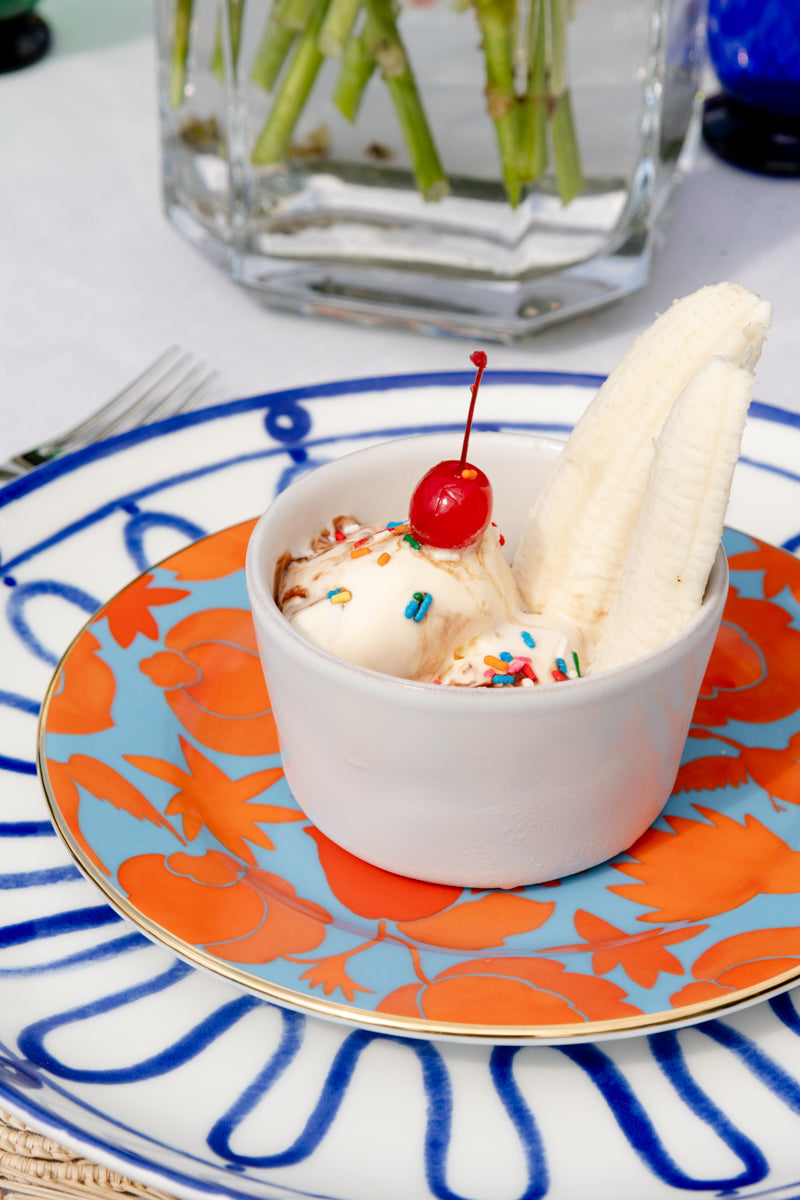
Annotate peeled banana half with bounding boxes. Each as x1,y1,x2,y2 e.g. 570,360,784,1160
512,282,773,674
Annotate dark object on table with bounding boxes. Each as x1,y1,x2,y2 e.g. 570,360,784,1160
703,94,800,176
702,0,800,176
0,3,50,74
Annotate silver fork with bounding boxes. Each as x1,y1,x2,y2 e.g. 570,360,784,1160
0,347,218,483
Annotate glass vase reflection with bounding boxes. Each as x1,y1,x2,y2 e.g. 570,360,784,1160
157,0,707,341
703,0,800,175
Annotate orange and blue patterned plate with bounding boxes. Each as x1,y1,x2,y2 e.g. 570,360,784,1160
38,521,800,1042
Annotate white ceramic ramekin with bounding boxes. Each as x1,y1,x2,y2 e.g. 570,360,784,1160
245,432,727,889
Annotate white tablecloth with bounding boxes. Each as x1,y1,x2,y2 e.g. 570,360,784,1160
2,0,799,464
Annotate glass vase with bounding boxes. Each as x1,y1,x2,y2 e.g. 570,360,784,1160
157,0,707,341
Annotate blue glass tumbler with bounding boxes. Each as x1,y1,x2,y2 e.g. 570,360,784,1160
703,0,800,175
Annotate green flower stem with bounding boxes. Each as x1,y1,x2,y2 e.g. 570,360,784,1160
333,18,377,120
211,0,246,82
472,0,521,206
545,0,583,203
548,0,566,94
173,0,583,208
281,0,320,31
212,8,223,79
251,0,331,164
170,0,194,108
363,0,449,200
229,0,246,65
517,0,546,183
551,86,583,203
319,0,363,57
250,3,297,90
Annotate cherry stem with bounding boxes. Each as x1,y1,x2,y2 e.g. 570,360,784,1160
459,351,488,471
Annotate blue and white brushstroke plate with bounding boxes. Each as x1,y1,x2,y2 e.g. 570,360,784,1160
3,369,800,1200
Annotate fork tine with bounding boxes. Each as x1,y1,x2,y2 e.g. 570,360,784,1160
76,354,213,442
0,348,218,483
153,365,218,420
45,347,183,455
116,360,219,430
59,351,196,447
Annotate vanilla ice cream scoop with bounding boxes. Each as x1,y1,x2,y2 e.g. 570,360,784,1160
277,515,585,685
277,350,586,689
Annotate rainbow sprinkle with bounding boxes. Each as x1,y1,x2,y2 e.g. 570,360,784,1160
461,468,478,480
405,592,432,621
350,546,371,559
415,593,433,622
328,588,351,605
572,651,581,677
480,647,547,687
377,552,390,566
403,533,421,550
521,631,536,649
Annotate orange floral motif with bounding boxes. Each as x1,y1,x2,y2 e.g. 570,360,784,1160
102,574,190,649
46,755,183,876
698,618,764,696
162,519,257,581
139,607,280,756
691,583,800,730
674,729,800,812
305,826,462,920
118,848,330,963
126,736,295,864
672,743,749,797
289,921,419,1003
728,538,800,607
673,547,800,811
297,951,375,1002
46,631,115,735
376,956,641,1025
668,545,800,962
570,910,705,988
670,926,800,1008
737,733,800,810
611,806,800,923
396,892,556,950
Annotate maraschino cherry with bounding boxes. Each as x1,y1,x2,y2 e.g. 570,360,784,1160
408,351,492,549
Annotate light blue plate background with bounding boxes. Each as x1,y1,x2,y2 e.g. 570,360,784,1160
39,526,800,1037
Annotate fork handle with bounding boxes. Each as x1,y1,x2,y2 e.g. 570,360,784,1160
0,451,51,482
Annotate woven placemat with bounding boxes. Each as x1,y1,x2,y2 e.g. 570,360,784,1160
0,1111,175,1200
